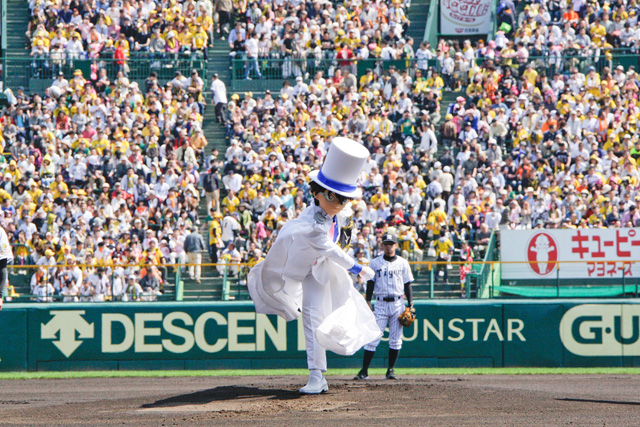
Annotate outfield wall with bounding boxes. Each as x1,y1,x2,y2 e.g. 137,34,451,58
2,300,640,371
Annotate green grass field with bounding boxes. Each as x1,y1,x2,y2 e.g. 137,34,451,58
2,367,640,380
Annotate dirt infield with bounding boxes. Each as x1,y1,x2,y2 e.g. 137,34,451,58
2,374,639,426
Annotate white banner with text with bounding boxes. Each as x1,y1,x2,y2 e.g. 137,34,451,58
500,228,640,280
440,0,493,36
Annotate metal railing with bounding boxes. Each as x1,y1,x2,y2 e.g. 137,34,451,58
481,50,640,78
0,0,5,53
4,262,183,303
1,53,207,93
229,55,425,91
228,50,640,92
0,0,5,91
5,257,639,304
475,231,499,299
3,50,639,95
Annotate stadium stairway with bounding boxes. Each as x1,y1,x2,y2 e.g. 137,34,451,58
208,42,232,83
411,260,463,299
434,90,466,298
4,0,30,90
178,246,225,301
405,0,430,45
5,0,29,53
439,91,459,123
181,272,224,301
202,41,233,156
180,40,232,301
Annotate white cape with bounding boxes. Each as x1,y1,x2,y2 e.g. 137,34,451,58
248,206,382,356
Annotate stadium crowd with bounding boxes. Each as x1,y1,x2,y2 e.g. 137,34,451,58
222,0,416,80
495,0,640,56
204,56,443,287
204,4,640,293
1,0,640,303
0,63,208,302
25,0,213,74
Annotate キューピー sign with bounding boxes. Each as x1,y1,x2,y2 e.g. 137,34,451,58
500,228,640,281
440,0,493,36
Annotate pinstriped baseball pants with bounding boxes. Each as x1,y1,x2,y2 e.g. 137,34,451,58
364,298,405,351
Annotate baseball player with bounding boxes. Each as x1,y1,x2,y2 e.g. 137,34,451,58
354,233,414,380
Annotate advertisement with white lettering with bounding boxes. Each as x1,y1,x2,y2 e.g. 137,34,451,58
440,0,493,36
3,301,640,371
37,309,525,359
560,305,640,356
500,228,640,280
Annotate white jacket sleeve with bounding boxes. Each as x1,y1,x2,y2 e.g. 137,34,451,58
0,227,13,261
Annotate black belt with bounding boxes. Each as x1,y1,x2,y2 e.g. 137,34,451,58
377,296,401,302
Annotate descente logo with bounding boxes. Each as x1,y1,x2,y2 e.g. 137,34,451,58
560,305,640,356
41,311,294,358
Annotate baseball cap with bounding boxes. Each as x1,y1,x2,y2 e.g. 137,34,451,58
382,234,398,244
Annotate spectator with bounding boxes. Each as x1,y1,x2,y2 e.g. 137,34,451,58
210,73,228,124
220,242,242,276
123,274,143,301
184,226,206,283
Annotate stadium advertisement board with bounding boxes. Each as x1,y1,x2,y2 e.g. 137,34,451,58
440,0,493,36
1,301,640,371
500,228,640,282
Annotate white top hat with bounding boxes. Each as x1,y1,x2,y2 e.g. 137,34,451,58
309,137,369,198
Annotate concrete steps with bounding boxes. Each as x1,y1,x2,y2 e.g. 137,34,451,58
181,41,232,301
4,0,31,90
202,104,228,156
439,91,460,123
5,0,29,53
180,265,251,302
406,0,430,43
201,42,232,165
208,46,232,82
181,265,223,301
412,262,464,299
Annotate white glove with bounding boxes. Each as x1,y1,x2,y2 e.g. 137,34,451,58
360,266,375,282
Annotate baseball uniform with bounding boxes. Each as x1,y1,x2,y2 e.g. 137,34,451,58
364,253,414,352
355,233,414,380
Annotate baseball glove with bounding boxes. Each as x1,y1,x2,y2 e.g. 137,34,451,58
398,307,416,327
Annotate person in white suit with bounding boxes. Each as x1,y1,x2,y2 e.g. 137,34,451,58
248,137,380,395
0,225,13,310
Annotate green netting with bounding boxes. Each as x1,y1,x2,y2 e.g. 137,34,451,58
495,285,639,298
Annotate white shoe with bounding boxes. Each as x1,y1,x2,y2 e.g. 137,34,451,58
299,376,328,394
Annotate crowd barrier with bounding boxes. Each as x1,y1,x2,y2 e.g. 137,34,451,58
1,53,207,94
226,51,640,92
3,51,640,95
5,256,639,304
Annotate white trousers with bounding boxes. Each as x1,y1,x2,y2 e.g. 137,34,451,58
364,298,405,351
302,276,328,372
187,252,202,280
